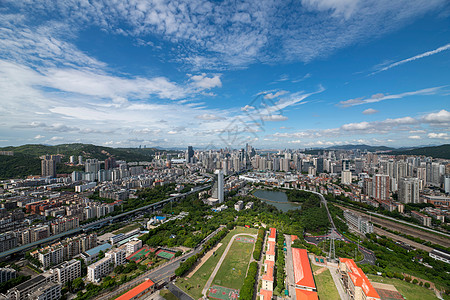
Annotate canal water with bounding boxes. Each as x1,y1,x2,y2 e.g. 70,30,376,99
253,189,301,212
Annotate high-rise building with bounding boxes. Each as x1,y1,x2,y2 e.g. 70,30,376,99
186,146,194,163
211,169,224,203
316,158,324,173
41,155,57,178
341,170,352,184
398,178,420,204
104,157,116,170
69,156,76,164
373,174,390,201
342,159,350,172
85,159,100,174
444,175,450,194
78,156,83,165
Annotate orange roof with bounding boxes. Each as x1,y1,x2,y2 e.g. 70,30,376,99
292,248,316,290
267,241,276,256
262,260,274,281
291,235,299,242
260,289,273,300
339,258,380,299
295,289,319,300
268,228,276,239
115,279,155,300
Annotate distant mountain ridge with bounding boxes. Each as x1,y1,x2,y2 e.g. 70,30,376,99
325,144,394,151
0,143,175,179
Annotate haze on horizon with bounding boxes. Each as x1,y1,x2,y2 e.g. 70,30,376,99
0,0,449,149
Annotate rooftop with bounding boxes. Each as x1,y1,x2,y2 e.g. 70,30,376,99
295,288,319,300
267,241,276,256
262,260,274,282
260,289,273,300
292,248,316,290
268,228,276,239
85,243,112,257
115,279,155,300
340,258,379,299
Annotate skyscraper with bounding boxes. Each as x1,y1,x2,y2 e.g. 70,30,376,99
41,155,56,178
398,178,420,204
211,169,224,203
373,174,390,201
85,159,100,173
186,146,194,163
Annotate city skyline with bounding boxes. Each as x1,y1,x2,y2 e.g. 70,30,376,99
1,1,450,149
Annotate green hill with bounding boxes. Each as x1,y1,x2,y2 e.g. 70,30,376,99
0,143,168,179
390,144,450,159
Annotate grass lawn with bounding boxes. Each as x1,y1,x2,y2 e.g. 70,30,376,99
314,268,340,300
367,275,438,300
176,226,257,299
113,223,141,234
212,235,254,289
160,289,178,300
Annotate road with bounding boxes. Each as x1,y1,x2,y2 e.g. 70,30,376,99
201,233,257,297
284,234,296,299
94,225,225,300
0,185,211,259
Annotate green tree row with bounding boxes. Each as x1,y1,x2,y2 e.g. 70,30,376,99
239,262,258,300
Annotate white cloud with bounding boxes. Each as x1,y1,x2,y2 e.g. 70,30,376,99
339,87,443,107
408,135,421,139
301,0,360,18
362,108,379,115
241,105,255,112
34,135,44,139
264,90,288,99
195,114,224,120
189,74,222,90
262,115,289,121
422,109,450,124
428,132,450,139
373,43,450,74
49,136,63,141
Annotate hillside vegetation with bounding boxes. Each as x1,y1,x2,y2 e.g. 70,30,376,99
0,143,165,179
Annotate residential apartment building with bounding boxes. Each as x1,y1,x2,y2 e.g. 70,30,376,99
87,248,126,282
51,259,81,285
0,267,16,283
339,258,380,300
411,211,432,227
343,210,373,235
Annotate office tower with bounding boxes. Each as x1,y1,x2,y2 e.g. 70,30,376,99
211,169,224,203
186,146,194,163
105,157,116,170
342,159,350,172
317,158,324,173
69,156,76,164
373,174,390,201
398,178,420,204
85,159,100,173
41,155,57,178
355,159,363,174
78,156,83,165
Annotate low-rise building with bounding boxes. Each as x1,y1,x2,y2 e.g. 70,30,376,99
343,210,373,235
87,247,126,282
292,248,316,292
339,258,380,300
411,211,432,227
126,239,143,256
115,279,155,300
261,260,274,291
51,259,81,285
0,267,16,283
234,201,243,211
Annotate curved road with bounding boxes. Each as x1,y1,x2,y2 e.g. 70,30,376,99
201,233,257,297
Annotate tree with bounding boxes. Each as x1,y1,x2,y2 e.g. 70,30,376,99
424,282,430,289
72,278,85,292
412,279,418,284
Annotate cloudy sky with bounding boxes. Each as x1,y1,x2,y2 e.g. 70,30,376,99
0,0,449,149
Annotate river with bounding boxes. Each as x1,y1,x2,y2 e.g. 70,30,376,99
253,189,301,212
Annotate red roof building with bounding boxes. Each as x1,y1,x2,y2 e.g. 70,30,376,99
291,235,299,243
262,260,275,291
339,258,380,300
259,289,273,300
295,288,319,300
268,228,277,242
292,248,316,291
266,241,276,261
115,279,155,300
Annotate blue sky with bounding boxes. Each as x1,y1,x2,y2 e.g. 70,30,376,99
0,0,449,149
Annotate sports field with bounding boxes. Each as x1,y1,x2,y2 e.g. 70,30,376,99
208,285,239,300
156,249,176,259
176,227,258,300
212,234,255,289
234,237,254,243
127,247,153,263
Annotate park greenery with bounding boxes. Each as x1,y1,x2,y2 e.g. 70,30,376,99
274,233,286,295
239,262,258,300
252,228,265,260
